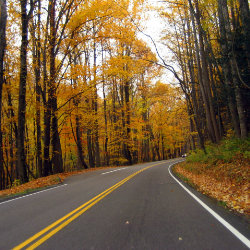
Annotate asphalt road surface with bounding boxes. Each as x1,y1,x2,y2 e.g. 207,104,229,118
0,158,249,250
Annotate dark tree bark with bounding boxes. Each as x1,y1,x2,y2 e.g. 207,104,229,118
31,0,43,177
72,53,89,170
219,0,248,138
17,0,34,183
188,0,216,143
238,0,250,70
50,0,63,174
184,12,205,150
142,90,149,162
36,0,42,177
87,129,95,168
75,115,88,169
124,78,132,165
194,0,221,143
42,12,50,177
93,32,100,167
217,0,241,138
122,46,132,165
0,0,7,189
83,50,95,169
102,67,109,166
43,93,52,176
43,0,54,177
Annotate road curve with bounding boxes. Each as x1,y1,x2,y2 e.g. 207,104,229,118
0,159,249,249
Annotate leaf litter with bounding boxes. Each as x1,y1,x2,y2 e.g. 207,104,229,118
0,166,121,199
173,154,250,217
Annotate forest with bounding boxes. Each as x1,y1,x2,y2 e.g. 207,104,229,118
0,0,249,190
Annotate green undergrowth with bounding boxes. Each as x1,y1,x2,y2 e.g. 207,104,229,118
187,136,250,164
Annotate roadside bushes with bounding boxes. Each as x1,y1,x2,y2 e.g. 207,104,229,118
187,137,250,164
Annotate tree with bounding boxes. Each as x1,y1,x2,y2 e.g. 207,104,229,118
238,0,250,71
17,0,34,183
0,0,7,189
219,0,248,139
157,0,250,147
0,0,194,189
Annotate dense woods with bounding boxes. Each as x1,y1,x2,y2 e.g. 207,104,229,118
0,0,249,190
158,0,250,149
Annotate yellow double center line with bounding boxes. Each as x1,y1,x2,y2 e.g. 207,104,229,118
13,162,164,250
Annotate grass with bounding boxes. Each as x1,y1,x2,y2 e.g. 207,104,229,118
218,200,228,208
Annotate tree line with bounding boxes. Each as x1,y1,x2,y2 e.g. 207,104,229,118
158,0,250,151
0,0,189,190
1,0,248,190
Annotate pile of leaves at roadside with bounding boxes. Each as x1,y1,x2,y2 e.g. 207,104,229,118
0,166,118,198
173,153,250,216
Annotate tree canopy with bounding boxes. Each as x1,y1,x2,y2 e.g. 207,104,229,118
0,0,249,189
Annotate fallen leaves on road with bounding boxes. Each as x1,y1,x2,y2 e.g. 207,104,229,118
0,166,120,198
173,154,250,216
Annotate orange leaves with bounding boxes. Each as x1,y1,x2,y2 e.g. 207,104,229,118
0,176,63,198
174,157,250,216
0,166,123,198
148,81,189,149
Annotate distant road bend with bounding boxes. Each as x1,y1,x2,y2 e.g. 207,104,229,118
0,158,250,249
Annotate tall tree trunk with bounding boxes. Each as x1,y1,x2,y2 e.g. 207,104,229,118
43,0,55,177
42,21,50,177
111,79,119,165
6,83,19,182
184,13,205,151
32,0,42,177
188,0,216,143
219,0,248,138
195,0,221,143
37,0,42,177
72,54,88,170
17,0,33,183
101,48,109,166
124,78,132,165
140,74,149,162
84,51,95,169
51,111,63,173
75,115,88,169
43,94,51,176
120,80,127,164
103,75,109,166
122,46,132,165
50,0,63,173
238,0,250,70
148,125,156,161
217,0,241,138
0,0,7,189
93,32,100,167
87,129,94,168
208,62,224,137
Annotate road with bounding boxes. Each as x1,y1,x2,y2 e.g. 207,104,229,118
0,158,249,249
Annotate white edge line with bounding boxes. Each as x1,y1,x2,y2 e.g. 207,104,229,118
0,184,68,205
168,162,250,249
101,168,126,175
